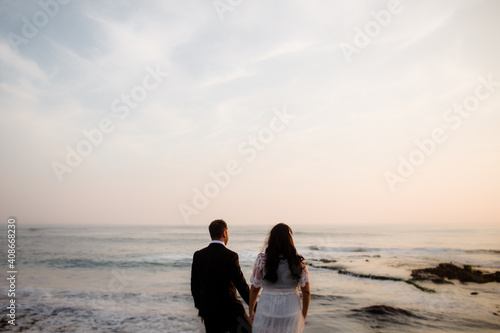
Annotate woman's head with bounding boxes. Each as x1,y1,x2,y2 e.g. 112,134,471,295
264,223,303,283
266,223,296,255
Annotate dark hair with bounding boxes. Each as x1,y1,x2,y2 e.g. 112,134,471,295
264,223,303,283
209,219,227,240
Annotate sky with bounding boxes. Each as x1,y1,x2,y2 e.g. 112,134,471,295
1,0,499,226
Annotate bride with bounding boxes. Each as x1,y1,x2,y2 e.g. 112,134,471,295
249,223,311,333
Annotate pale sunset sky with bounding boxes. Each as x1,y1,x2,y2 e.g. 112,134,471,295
1,0,499,226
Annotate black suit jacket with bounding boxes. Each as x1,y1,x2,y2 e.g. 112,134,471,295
191,243,250,320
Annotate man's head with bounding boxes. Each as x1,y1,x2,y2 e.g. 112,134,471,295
209,219,229,244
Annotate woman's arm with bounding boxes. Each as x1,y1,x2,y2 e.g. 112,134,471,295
300,282,311,319
249,285,261,321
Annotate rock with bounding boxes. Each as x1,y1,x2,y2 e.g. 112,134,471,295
309,264,436,293
471,292,478,295
410,271,453,284
350,305,423,320
356,305,415,316
404,280,436,293
411,263,500,284
338,269,404,282
318,258,337,263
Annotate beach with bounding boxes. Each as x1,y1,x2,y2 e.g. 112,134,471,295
1,223,499,332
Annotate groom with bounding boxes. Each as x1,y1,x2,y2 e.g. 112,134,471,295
191,219,252,332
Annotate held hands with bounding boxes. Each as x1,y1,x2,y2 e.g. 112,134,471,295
249,310,255,322
248,296,258,323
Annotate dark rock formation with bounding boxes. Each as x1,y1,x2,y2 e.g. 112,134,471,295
350,305,425,326
318,258,337,263
409,271,454,284
411,263,500,284
404,280,436,293
352,305,420,318
338,269,404,282
309,263,436,293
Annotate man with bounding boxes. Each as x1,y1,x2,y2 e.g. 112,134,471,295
191,219,252,332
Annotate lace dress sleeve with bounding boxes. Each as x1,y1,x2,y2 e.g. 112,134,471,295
250,253,266,288
298,259,310,287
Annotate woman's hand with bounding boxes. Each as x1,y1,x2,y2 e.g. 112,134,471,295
249,285,261,323
300,282,311,321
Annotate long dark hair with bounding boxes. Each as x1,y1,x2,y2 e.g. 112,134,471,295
264,223,304,283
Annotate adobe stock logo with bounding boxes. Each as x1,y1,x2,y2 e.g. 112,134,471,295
340,0,403,64
86,269,135,311
7,0,71,51
179,106,296,224
52,65,168,182
384,74,499,192
212,0,244,21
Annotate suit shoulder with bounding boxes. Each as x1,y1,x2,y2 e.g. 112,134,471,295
212,244,238,259
193,246,209,258
224,247,239,259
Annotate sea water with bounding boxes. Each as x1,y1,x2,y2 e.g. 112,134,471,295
1,223,499,332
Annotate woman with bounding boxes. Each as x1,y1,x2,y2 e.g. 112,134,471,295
249,223,311,333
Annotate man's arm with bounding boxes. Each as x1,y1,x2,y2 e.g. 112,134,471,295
190,252,202,313
229,253,250,304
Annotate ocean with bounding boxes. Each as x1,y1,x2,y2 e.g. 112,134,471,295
1,223,500,332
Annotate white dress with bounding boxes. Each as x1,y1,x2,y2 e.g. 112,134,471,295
250,253,310,333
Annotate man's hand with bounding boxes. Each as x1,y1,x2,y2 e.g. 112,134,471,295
201,317,204,323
